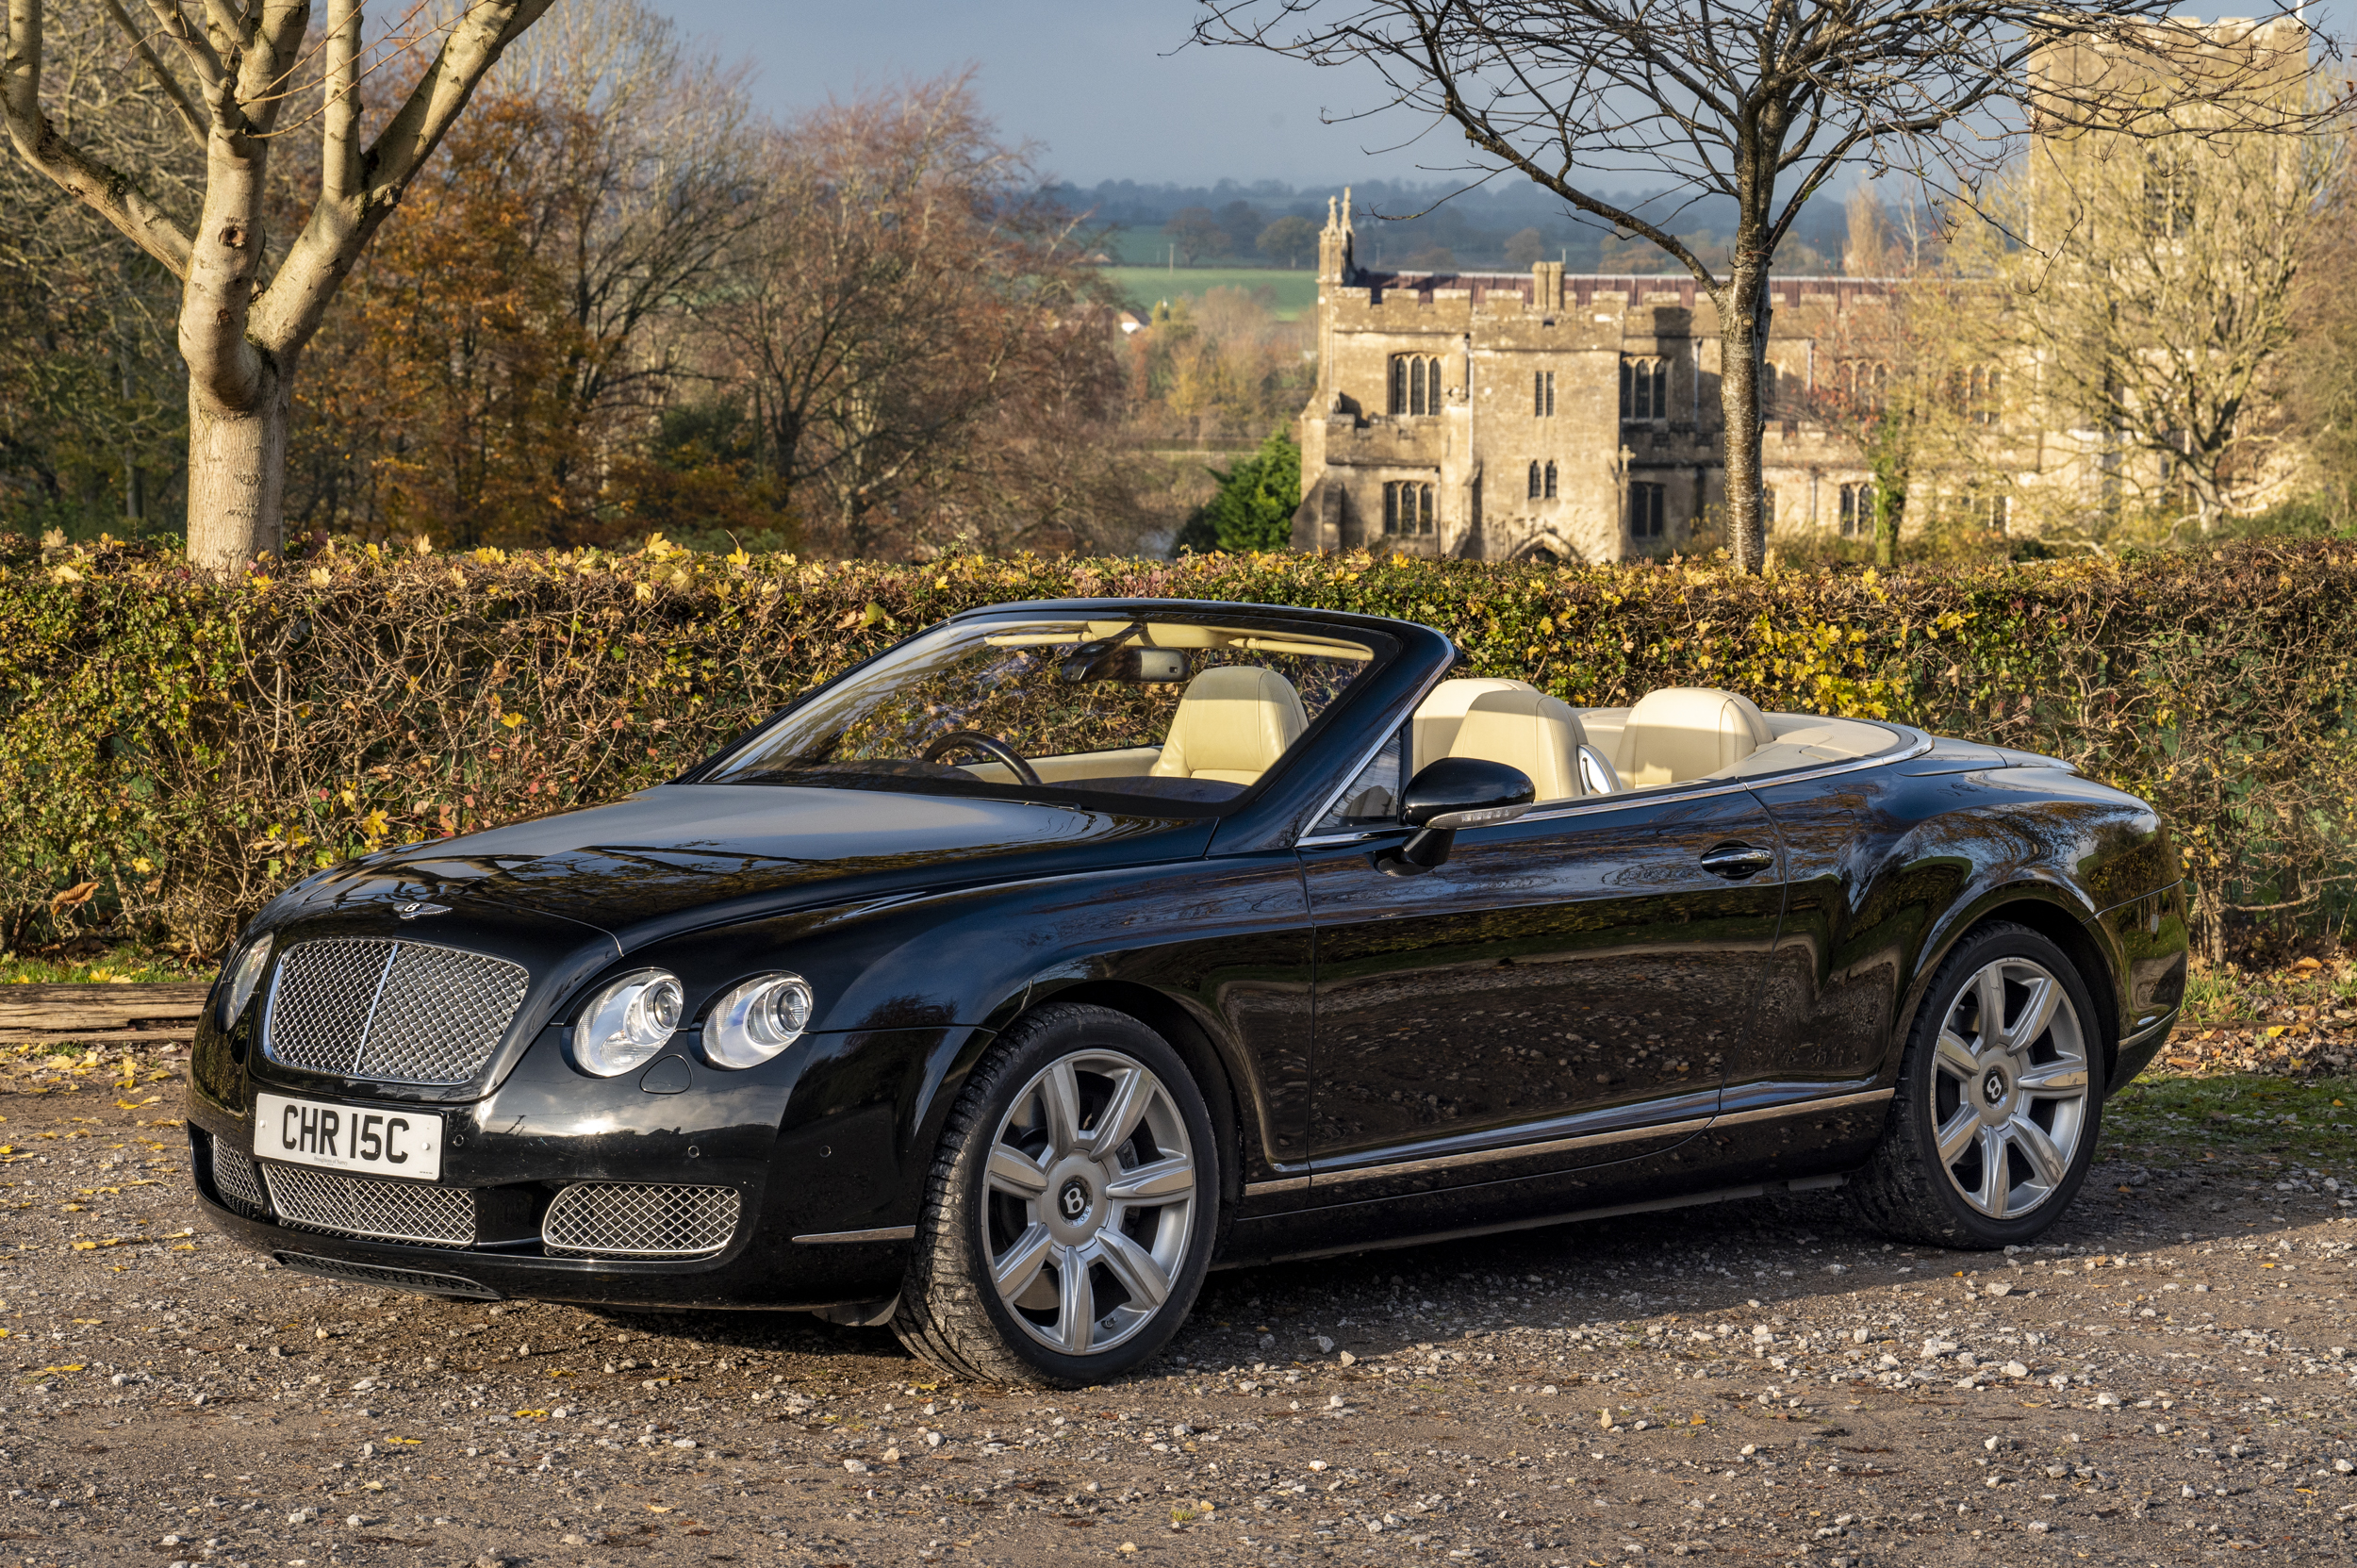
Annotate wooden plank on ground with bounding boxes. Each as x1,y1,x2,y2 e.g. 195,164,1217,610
0,982,209,1034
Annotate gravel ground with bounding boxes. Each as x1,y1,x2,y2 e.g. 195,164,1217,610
6,1072,2357,1568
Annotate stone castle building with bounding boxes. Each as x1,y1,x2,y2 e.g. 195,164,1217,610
1291,191,1901,562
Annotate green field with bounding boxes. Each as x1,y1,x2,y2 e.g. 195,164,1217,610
1104,267,1321,322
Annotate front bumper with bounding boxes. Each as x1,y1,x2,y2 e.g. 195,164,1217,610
185,1021,964,1309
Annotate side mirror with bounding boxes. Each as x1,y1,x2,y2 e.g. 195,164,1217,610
1374,756,1535,877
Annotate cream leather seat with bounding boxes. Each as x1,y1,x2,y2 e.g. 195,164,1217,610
1415,678,1591,803
1613,686,1773,789
1151,666,1307,785
1411,677,1541,764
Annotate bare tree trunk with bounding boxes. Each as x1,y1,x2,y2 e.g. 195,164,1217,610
1720,265,1768,571
186,363,292,571
179,108,283,571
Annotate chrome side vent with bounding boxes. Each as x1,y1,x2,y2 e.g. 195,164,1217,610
543,1183,741,1258
200,1129,271,1219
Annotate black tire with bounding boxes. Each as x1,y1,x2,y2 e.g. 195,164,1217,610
1846,920,2105,1249
893,1003,1219,1387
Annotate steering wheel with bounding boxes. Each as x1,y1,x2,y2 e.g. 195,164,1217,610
921,729,1042,787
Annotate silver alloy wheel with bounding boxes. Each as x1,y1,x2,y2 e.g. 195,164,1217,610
981,1049,1198,1357
1929,957,2092,1220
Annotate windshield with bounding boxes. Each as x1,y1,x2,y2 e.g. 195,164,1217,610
704,614,1391,812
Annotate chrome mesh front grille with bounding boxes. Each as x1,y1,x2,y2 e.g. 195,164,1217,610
542,1183,741,1258
208,1135,270,1216
265,937,528,1085
264,938,390,1074
260,1163,475,1247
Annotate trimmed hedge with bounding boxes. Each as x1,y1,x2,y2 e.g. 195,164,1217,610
4,536,2353,961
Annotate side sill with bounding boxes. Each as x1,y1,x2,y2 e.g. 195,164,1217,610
1712,1087,1894,1128
1222,1174,1850,1269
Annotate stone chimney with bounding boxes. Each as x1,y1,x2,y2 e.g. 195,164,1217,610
1317,187,1356,284
1532,259,1565,316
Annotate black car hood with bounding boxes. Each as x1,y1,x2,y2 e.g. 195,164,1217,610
282,784,1215,946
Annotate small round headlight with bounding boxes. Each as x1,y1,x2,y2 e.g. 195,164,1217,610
219,933,273,1028
572,968,684,1077
704,972,816,1069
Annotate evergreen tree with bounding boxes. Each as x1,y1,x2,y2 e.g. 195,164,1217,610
1178,428,1300,553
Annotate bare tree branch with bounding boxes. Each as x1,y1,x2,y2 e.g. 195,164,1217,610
251,0,554,357
141,0,223,91
98,0,206,147
319,0,354,199
4,0,194,275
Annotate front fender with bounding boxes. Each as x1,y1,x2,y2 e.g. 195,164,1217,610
618,850,1315,1234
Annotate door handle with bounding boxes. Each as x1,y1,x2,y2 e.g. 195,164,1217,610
1699,842,1775,880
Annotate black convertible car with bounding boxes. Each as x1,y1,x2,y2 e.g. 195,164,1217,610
189,599,2187,1385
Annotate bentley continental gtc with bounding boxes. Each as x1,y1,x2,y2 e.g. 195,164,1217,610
189,599,2188,1385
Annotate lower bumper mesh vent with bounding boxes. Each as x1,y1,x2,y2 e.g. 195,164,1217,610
204,1132,271,1218
261,1163,475,1248
543,1183,740,1258
272,1250,501,1300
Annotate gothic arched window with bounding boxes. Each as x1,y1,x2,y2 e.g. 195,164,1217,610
1390,355,1442,416
1620,356,1670,420
1382,480,1436,536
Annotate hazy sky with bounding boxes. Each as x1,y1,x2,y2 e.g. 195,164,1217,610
649,3,2356,191
645,0,1439,189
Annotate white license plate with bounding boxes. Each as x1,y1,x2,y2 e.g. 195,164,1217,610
255,1093,444,1181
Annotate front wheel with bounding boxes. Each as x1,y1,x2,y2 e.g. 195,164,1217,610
894,1003,1217,1386
1847,921,2103,1248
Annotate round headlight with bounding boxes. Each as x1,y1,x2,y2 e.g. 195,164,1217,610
219,933,273,1028
572,968,684,1077
704,972,816,1069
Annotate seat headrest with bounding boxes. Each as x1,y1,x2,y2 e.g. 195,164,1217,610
1613,686,1773,789
1443,687,1589,803
1412,677,1541,764
1150,666,1307,785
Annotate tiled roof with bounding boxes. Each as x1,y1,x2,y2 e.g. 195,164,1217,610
1346,270,1904,310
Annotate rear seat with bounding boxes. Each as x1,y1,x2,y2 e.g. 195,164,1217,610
1611,686,1773,789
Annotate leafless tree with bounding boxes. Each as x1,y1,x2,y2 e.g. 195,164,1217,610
4,0,556,572
1196,1,2338,571
701,74,1117,559
490,3,757,432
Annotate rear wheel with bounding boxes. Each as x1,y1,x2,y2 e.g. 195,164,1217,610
1847,922,2103,1248
894,1003,1217,1386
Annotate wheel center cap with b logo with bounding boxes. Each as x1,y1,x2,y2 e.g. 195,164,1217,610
1059,1179,1091,1220
1982,1068,2008,1107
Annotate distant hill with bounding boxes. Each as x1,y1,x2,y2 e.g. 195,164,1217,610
1048,177,1854,275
